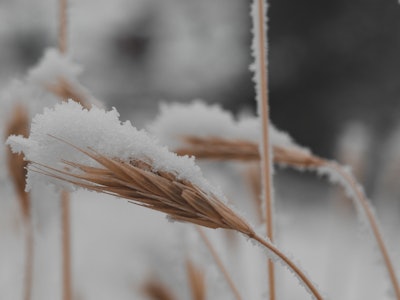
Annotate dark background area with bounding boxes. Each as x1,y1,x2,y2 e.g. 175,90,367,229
2,0,400,176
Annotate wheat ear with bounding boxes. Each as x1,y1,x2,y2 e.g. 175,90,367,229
29,138,324,300
5,104,33,300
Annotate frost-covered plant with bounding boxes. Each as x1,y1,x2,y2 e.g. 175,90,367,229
149,100,400,299
8,100,324,299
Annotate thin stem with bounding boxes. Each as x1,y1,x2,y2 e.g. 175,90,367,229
59,0,72,298
23,217,34,300
59,0,68,53
61,191,72,300
255,0,275,298
327,162,400,300
250,233,324,300
195,227,242,300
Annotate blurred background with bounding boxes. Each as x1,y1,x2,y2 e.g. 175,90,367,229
2,1,400,299
1,0,400,196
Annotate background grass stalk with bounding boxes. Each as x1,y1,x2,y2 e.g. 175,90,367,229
254,0,275,298
5,104,33,300
326,162,400,300
195,226,242,300
59,1,72,299
61,190,72,300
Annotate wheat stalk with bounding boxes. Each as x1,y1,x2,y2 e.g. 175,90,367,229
177,135,400,299
4,104,33,300
45,77,91,109
254,0,276,295
195,226,241,300
28,137,324,299
185,259,206,300
57,0,73,298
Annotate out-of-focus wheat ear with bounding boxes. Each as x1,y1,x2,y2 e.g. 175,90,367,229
141,278,177,300
5,103,33,300
195,227,241,300
5,103,30,219
186,258,206,300
176,137,259,161
45,77,91,109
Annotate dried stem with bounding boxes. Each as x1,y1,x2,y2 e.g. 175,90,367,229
326,162,400,300
24,220,34,300
58,1,73,298
45,77,91,109
29,139,324,299
251,233,323,300
195,226,241,300
61,190,72,300
5,104,33,300
186,259,206,300
254,0,275,297
59,0,67,54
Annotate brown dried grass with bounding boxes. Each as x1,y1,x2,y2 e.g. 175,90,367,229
186,259,206,300
195,226,241,300
176,136,323,168
4,104,30,218
46,77,91,110
4,103,32,300
141,278,177,300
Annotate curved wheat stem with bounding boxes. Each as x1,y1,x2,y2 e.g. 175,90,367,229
177,136,400,299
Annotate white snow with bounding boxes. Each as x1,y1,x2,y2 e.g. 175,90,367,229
7,100,223,200
148,100,304,151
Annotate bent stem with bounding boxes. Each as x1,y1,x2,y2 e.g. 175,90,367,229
195,226,242,300
326,162,400,300
249,233,324,300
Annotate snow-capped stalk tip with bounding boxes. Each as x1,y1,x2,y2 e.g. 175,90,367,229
6,101,324,299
